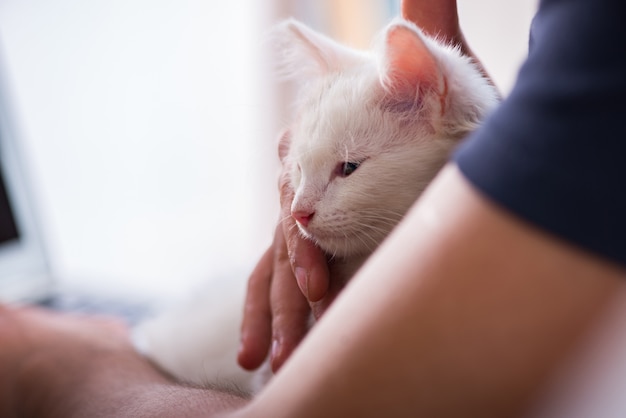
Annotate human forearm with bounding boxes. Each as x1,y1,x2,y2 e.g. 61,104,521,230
20,350,246,418
0,308,248,418
241,164,624,417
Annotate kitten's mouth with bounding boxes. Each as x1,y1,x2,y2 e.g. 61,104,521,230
297,221,329,238
296,223,316,240
298,224,375,257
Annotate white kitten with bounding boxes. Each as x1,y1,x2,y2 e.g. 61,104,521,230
134,18,499,395
281,18,498,283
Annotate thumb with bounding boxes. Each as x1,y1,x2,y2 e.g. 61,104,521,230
285,226,329,302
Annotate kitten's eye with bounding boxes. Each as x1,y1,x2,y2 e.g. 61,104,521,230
338,161,360,177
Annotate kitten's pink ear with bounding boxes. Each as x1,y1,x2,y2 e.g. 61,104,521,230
379,22,446,104
272,19,365,79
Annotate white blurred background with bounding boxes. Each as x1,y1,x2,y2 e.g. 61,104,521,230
0,0,537,302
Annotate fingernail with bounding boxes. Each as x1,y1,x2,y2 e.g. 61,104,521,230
295,267,309,299
237,338,245,357
271,338,280,362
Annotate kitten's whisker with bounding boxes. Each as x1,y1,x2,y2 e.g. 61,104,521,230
356,215,402,225
354,231,375,254
354,216,403,229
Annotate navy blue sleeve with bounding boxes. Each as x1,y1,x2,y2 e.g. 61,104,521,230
454,0,626,267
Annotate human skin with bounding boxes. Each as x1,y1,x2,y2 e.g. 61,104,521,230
0,307,248,417
0,307,252,418
1,164,623,417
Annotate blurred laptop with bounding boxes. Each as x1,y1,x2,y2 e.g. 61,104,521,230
0,60,149,323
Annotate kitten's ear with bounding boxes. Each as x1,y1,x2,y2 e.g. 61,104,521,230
277,129,291,163
272,18,365,79
379,21,446,106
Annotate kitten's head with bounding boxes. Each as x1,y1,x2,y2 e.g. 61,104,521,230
273,18,498,258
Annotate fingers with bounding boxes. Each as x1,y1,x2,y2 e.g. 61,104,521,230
239,126,332,372
310,276,344,320
238,245,273,371
284,224,330,302
278,158,330,302
269,224,311,372
400,0,496,92
238,223,323,373
401,0,461,41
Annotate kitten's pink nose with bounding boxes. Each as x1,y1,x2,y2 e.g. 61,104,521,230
292,210,315,227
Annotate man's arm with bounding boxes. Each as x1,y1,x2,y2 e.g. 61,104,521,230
239,164,623,417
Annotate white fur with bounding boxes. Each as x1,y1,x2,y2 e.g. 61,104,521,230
287,18,498,280
133,18,499,395
133,277,270,391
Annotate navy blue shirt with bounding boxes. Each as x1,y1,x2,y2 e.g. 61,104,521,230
454,0,626,266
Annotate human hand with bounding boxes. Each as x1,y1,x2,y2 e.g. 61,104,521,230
238,130,342,373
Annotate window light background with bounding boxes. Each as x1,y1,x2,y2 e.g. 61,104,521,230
0,0,537,303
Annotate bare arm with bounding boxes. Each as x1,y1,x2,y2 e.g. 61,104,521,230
0,308,249,418
240,164,623,417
